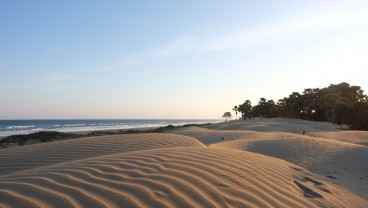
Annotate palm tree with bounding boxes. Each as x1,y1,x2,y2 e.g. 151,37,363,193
232,106,238,120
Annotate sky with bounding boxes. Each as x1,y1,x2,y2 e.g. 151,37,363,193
1,0,368,119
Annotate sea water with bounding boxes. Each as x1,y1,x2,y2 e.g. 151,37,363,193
0,119,221,137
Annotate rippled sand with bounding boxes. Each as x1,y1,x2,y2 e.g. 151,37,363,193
1,118,367,207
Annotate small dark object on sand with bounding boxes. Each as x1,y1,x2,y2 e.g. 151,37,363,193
302,130,306,135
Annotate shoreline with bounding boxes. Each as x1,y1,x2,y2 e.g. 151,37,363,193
0,126,161,139
0,123,214,149
0,119,221,138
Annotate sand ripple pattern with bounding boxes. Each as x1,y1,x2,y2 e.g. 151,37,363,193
1,147,366,208
0,133,204,176
310,131,368,146
212,136,368,200
204,118,339,133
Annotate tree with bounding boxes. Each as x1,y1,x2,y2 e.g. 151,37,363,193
301,88,320,120
252,105,262,117
288,92,303,119
323,93,341,122
256,98,279,118
351,102,368,130
267,99,279,117
232,82,368,130
222,112,232,122
327,82,367,103
232,106,238,120
332,103,351,128
238,100,252,119
277,98,289,117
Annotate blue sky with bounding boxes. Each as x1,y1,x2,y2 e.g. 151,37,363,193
1,1,368,119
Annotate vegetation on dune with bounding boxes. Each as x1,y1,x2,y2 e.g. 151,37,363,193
0,131,83,148
233,82,368,130
119,125,176,134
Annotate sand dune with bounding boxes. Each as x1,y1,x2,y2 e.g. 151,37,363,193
310,131,368,146
206,118,340,133
170,126,295,145
1,118,367,207
211,135,368,198
0,133,203,176
172,119,368,201
1,147,366,208
197,131,368,200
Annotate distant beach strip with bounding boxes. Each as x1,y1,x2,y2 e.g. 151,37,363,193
0,119,221,137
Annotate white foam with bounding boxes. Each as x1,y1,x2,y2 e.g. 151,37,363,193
0,128,45,137
6,125,35,130
63,124,86,127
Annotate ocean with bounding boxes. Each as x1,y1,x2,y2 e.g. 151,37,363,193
0,119,221,137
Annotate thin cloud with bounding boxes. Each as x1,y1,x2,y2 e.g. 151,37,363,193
122,36,204,64
121,10,368,64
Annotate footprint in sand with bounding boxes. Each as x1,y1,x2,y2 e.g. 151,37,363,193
303,177,331,193
294,180,323,198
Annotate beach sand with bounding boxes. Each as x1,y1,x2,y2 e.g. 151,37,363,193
1,118,367,207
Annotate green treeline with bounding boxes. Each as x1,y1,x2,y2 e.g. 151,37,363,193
235,82,368,130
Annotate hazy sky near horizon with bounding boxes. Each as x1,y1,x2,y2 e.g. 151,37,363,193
1,1,368,119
